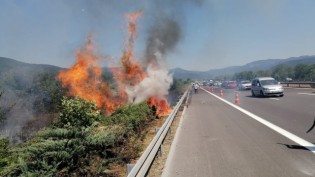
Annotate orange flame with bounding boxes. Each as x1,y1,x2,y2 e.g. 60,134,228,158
57,36,122,114
148,97,172,117
113,10,146,95
57,11,172,117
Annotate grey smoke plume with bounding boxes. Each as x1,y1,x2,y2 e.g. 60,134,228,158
0,64,58,143
126,64,172,103
126,0,203,105
144,18,181,66
143,0,204,66
0,90,35,144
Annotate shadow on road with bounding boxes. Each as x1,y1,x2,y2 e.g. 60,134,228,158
277,143,309,151
245,96,269,99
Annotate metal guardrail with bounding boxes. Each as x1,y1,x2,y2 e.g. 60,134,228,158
280,82,315,88
127,89,189,177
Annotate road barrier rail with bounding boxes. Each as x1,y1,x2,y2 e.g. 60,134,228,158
281,81,315,88
127,89,189,177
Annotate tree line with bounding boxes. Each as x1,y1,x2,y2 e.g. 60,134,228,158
215,64,315,82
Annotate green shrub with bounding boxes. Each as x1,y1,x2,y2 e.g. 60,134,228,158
0,137,10,169
105,103,155,134
55,97,101,128
2,98,157,176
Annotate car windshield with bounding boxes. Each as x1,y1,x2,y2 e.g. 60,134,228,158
260,79,278,86
241,81,250,84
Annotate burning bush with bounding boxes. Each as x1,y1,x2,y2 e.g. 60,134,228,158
57,11,172,117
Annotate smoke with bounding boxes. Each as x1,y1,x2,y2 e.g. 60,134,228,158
133,0,203,105
0,1,205,142
126,59,173,104
0,90,35,143
0,66,57,143
144,18,181,66
143,0,203,66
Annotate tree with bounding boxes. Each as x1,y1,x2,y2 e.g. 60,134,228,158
233,71,255,81
294,64,310,81
271,64,293,81
0,91,14,125
307,64,315,81
33,73,65,112
0,91,5,124
254,70,271,78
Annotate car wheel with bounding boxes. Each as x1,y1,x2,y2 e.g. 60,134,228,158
251,90,255,97
260,91,265,97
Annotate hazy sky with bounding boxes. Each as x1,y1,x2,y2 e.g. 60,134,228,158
1,0,315,71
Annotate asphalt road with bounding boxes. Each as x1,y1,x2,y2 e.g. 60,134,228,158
212,86,315,143
162,87,315,177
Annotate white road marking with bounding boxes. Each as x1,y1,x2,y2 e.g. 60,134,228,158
298,93,315,96
288,87,315,90
269,98,280,100
201,88,315,154
162,98,188,177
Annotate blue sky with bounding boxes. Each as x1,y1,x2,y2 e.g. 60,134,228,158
1,0,315,71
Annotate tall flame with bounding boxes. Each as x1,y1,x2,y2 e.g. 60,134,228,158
114,11,145,87
57,36,122,114
57,11,172,117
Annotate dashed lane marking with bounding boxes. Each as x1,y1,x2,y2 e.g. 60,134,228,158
201,87,315,154
269,98,280,100
298,93,315,96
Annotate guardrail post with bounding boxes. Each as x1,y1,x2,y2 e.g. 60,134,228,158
158,146,163,157
155,128,163,157
127,164,135,175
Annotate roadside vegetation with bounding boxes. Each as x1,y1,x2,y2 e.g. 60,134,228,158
0,97,157,176
0,91,12,124
0,71,190,176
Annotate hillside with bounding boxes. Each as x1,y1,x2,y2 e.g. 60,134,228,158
0,57,61,90
171,55,315,79
0,57,63,143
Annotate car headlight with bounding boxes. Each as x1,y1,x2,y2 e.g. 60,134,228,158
263,87,269,90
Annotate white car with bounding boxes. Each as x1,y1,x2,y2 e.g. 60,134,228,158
238,80,251,90
251,77,284,97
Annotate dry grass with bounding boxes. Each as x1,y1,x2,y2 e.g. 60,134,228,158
147,106,184,177
106,105,185,177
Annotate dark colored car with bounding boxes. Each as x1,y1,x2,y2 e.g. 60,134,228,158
223,81,237,89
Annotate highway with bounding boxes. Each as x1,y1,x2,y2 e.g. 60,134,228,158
162,87,315,177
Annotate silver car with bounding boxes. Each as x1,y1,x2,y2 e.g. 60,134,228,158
251,77,284,97
238,80,251,90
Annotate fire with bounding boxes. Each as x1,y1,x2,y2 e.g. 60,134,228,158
57,11,172,117
114,10,145,87
148,97,172,117
57,36,122,114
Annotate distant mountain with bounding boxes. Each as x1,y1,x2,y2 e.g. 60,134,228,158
170,67,210,79
171,55,315,79
0,57,61,90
